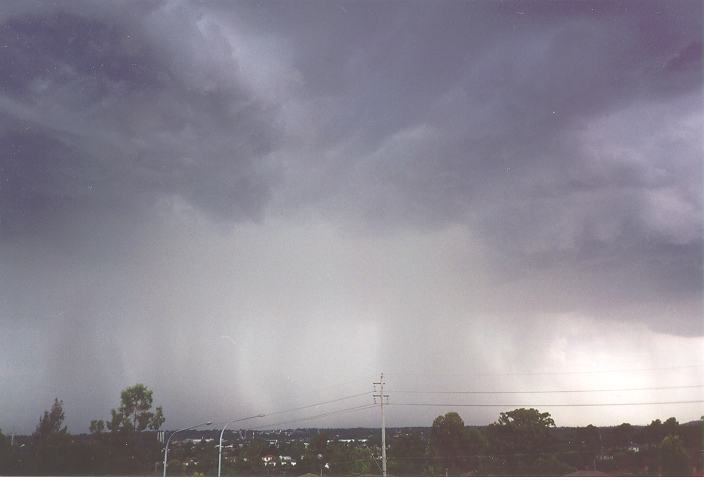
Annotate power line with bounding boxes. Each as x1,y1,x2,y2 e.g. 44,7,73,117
210,390,372,428
390,399,704,408
387,384,704,395
265,391,373,417
316,374,378,392
250,404,376,430
385,364,704,378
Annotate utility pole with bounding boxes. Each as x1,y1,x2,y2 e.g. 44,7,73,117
373,372,389,477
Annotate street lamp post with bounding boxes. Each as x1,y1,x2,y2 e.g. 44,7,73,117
218,414,264,477
163,421,213,477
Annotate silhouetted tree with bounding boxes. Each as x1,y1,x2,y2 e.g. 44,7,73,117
663,417,679,437
492,408,555,452
0,429,17,474
389,432,427,475
90,384,165,475
463,426,489,472
31,398,76,475
431,412,465,473
614,422,633,447
660,434,689,476
106,384,165,433
486,408,559,475
35,398,68,437
646,419,664,445
89,419,105,435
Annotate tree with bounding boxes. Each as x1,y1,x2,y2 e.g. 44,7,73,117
582,424,601,450
35,398,68,437
31,398,75,475
91,384,165,475
105,384,164,433
311,431,329,456
464,427,488,455
430,412,466,473
486,408,557,475
613,423,633,447
659,434,689,476
89,419,105,435
496,407,555,430
646,419,664,445
238,437,267,474
389,432,428,475
309,432,329,475
0,429,17,474
663,417,679,437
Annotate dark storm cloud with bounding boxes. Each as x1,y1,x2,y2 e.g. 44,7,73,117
0,4,279,239
1,0,700,242
275,0,702,225
237,0,702,333
0,0,702,432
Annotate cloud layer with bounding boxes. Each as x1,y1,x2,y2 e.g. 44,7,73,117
0,0,701,432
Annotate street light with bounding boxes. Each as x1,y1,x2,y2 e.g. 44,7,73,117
163,421,213,477
218,414,265,477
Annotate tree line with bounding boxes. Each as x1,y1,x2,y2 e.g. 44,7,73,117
0,389,699,476
0,384,164,475
386,409,698,476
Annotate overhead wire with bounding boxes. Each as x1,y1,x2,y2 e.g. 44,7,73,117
265,391,373,417
385,364,704,378
250,403,377,430
389,399,704,408
203,373,703,433
387,384,704,395
210,390,373,431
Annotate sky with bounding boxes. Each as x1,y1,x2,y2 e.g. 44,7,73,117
0,0,702,434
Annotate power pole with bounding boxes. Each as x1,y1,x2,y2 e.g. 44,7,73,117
373,372,389,477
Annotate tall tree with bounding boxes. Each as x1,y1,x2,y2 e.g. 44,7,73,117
106,384,165,433
91,384,165,475
496,407,555,430
486,408,558,474
35,398,68,437
431,412,466,473
89,419,105,435
31,398,75,475
492,408,555,450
